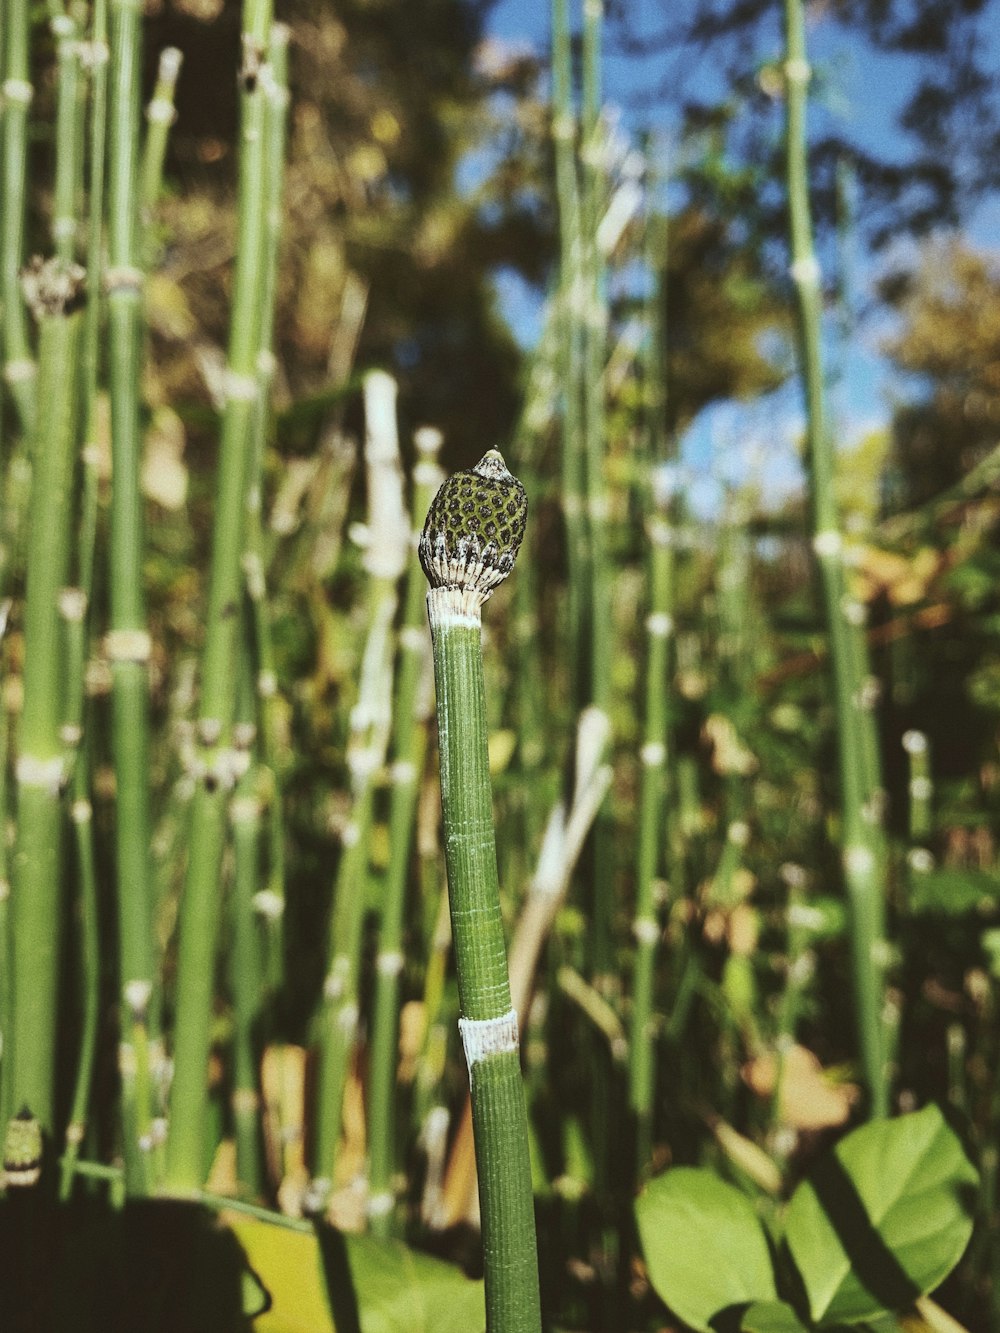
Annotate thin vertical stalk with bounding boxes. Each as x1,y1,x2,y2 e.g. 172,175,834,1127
59,0,110,1195
60,702,101,1200
107,0,156,1192
0,600,12,1131
580,0,616,1023
628,193,675,1172
230,666,265,1199
580,0,610,710
551,0,587,708
1,0,36,434
783,0,888,1118
164,0,274,1193
139,46,182,265
420,450,540,1332
51,9,82,263
366,427,442,1235
312,371,408,1209
243,22,290,999
628,500,674,1171
9,264,85,1135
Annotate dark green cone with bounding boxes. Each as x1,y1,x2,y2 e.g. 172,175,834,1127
419,450,527,604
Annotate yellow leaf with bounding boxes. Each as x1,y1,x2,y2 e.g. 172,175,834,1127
227,1217,335,1333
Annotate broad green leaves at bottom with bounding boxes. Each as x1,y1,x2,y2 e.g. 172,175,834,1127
228,1215,485,1333
635,1167,777,1332
740,1301,810,1332
783,1105,978,1324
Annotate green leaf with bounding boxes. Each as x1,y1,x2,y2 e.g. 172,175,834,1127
905,867,1000,916
636,1167,778,1332
739,1300,810,1332
228,1215,485,1333
783,1106,979,1324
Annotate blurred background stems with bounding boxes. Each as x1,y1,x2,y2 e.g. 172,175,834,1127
0,0,36,438
222,29,290,1198
51,8,82,264
10,264,85,1136
107,0,161,1195
783,0,889,1120
58,0,112,1198
312,370,408,1208
628,190,675,1176
164,0,274,1192
243,21,291,1003
139,46,182,267
366,426,442,1237
551,0,586,708
426,581,542,1333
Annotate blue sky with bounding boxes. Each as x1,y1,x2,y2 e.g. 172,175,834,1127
480,0,1000,509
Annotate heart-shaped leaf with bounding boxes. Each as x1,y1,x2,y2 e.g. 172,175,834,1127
739,1300,810,1332
783,1105,978,1324
636,1167,777,1332
228,1214,485,1333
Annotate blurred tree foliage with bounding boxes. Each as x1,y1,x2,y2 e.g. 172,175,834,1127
143,0,548,456
608,0,1000,248
883,240,1000,508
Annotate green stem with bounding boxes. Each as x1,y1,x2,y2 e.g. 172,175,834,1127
139,46,182,266
1,0,36,435
230,728,265,1200
783,0,888,1119
51,9,82,263
311,370,408,1206
243,22,290,1002
551,0,587,707
426,585,541,1333
0,604,12,1131
628,502,674,1171
366,431,441,1235
10,271,85,1134
164,0,274,1193
107,0,156,1192
58,0,109,1198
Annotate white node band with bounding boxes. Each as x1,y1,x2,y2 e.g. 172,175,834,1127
459,1009,519,1072
646,611,674,638
640,741,666,767
252,889,284,921
632,917,660,946
377,950,405,977
789,255,821,286
367,1191,394,1218
812,529,842,558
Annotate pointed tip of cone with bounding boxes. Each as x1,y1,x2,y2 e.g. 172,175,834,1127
473,449,511,480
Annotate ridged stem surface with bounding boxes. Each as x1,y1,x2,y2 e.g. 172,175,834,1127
427,587,541,1333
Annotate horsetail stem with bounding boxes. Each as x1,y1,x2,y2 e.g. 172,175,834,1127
139,47,182,265
366,425,442,1236
421,450,541,1333
164,0,275,1193
311,370,408,1210
0,0,37,435
107,0,159,1192
783,0,889,1119
10,260,85,1138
